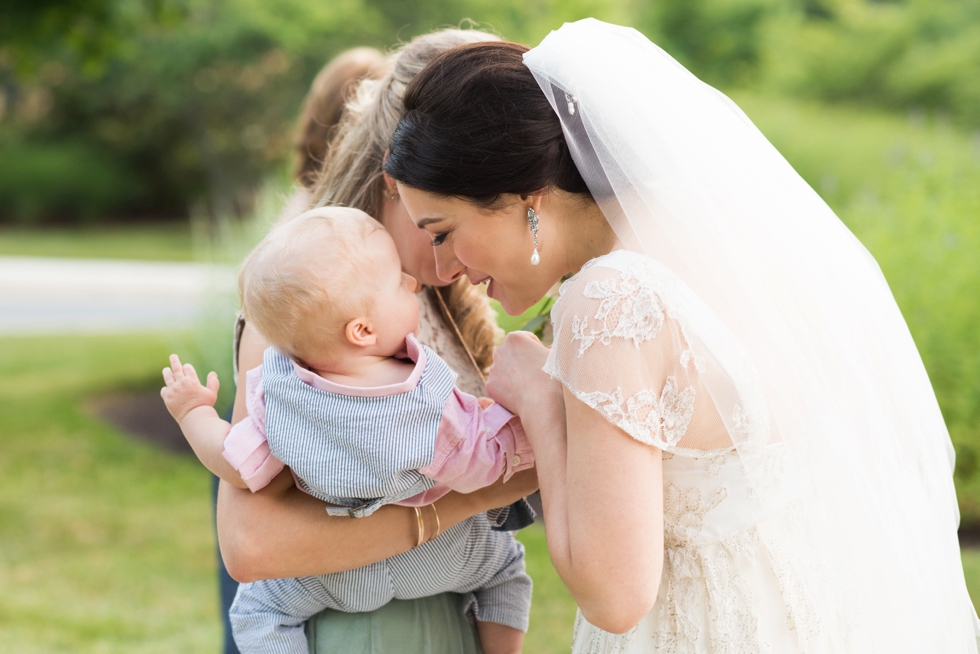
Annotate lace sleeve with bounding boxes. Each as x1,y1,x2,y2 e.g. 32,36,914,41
545,259,732,455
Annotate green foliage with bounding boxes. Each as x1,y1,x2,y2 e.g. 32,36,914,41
637,0,779,85
762,0,980,127
0,136,144,222
5,0,975,224
0,0,392,223
0,0,627,224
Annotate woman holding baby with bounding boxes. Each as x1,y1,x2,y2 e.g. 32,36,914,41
212,28,537,654
192,18,977,654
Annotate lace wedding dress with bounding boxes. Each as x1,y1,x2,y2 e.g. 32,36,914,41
548,250,818,654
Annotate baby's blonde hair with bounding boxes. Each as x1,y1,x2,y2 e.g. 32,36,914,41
239,207,382,364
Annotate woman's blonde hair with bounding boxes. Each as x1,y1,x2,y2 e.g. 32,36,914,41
294,47,386,189
310,29,504,374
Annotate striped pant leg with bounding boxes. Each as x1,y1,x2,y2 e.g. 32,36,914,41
230,576,345,654
468,532,532,632
231,564,394,654
388,517,533,633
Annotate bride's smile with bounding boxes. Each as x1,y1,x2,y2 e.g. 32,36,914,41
396,182,615,316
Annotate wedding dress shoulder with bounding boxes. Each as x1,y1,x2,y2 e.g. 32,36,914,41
547,250,818,653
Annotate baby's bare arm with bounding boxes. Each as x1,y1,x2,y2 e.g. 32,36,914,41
161,354,247,488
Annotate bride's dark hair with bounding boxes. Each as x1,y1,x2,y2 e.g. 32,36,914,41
384,41,590,207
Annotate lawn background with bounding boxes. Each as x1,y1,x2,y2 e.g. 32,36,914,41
2,91,979,651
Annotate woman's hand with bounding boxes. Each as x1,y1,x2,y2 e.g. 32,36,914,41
485,331,557,416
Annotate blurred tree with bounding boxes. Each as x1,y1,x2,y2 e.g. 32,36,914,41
1,0,977,224
0,0,389,222
636,0,779,85
0,0,625,223
0,0,180,74
762,0,980,125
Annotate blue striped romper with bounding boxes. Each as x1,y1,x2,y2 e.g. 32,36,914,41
228,342,533,654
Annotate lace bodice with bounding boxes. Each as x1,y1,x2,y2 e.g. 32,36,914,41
545,250,755,457
548,251,815,654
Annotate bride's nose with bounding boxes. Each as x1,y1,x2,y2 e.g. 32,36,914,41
434,247,465,283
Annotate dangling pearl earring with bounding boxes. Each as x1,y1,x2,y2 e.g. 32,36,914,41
527,207,540,266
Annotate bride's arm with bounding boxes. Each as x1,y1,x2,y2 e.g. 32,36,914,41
487,332,663,634
218,322,538,583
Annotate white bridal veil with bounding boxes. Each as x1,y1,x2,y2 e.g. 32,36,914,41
525,19,978,650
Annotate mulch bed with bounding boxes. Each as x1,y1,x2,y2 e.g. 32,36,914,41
90,390,192,455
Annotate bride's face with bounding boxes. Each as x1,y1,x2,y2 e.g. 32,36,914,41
397,185,559,315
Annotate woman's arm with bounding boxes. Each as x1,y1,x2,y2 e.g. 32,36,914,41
217,469,537,582
217,322,538,583
487,332,664,634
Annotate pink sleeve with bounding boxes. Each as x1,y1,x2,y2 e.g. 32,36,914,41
417,389,534,493
221,366,284,492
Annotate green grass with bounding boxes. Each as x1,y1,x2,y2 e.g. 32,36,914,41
4,333,979,653
0,223,194,261
516,526,577,653
0,334,220,653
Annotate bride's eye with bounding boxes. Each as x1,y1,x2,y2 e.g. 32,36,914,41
431,232,449,246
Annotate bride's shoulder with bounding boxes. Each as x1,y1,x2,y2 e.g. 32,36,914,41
555,249,678,310
550,249,686,355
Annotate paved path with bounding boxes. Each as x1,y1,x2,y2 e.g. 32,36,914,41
0,256,235,334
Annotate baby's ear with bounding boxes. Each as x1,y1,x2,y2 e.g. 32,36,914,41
345,318,377,348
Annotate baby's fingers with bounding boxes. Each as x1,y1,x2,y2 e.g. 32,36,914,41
163,367,175,386
183,362,199,384
206,371,220,395
169,354,185,378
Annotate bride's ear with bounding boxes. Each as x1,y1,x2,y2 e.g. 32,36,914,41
520,192,546,214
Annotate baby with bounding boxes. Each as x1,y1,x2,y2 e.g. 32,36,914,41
161,207,533,654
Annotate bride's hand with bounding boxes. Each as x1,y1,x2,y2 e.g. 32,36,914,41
486,331,559,417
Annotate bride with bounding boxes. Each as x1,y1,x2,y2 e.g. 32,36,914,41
381,18,980,653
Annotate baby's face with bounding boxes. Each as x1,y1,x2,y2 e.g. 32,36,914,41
365,228,421,353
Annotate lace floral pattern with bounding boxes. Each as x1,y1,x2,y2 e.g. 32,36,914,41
570,272,668,356
656,482,763,654
557,252,814,654
561,257,700,450
576,377,696,450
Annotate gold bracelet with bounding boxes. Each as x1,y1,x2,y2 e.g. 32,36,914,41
429,503,441,542
413,506,424,548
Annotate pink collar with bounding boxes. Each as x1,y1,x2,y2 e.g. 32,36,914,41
291,333,427,398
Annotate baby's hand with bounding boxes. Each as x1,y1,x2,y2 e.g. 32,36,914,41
161,354,219,423
477,397,495,410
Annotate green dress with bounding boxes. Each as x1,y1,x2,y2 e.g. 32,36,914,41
306,593,483,654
